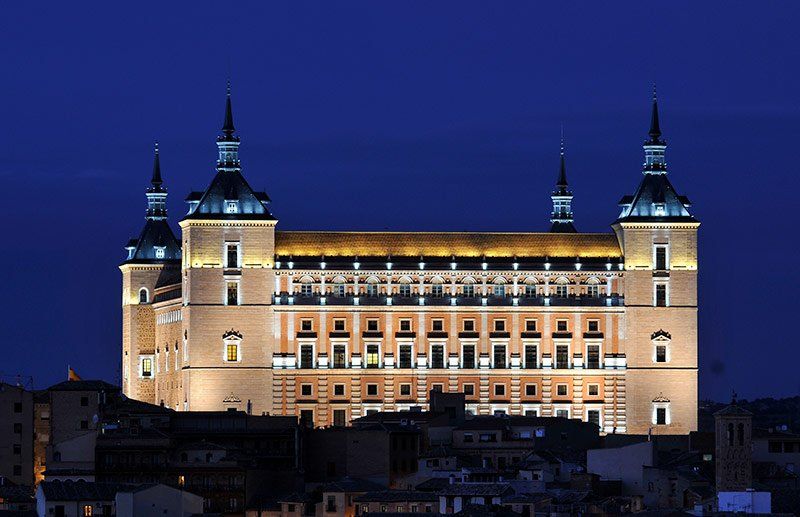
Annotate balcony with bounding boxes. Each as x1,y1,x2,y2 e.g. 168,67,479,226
274,292,624,307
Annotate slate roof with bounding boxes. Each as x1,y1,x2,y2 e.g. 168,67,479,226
183,169,274,221
616,173,696,223
124,219,182,263
274,231,621,258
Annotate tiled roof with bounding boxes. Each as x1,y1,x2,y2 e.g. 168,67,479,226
355,490,438,503
274,231,621,258
47,380,119,392
437,483,513,497
39,480,125,501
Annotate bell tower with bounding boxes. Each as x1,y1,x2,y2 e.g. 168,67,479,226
714,396,753,492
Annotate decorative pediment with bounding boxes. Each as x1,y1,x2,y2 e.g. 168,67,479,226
222,329,243,340
223,393,241,403
651,329,671,341
652,392,671,403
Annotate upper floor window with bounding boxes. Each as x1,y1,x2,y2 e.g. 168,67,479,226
140,357,153,378
430,277,444,298
333,319,346,331
556,320,568,332
399,319,412,332
494,319,506,332
365,277,380,297
139,288,149,304
432,319,444,332
226,281,239,306
366,319,379,332
226,243,240,268
554,277,569,297
154,246,165,259
332,276,346,297
299,276,313,297
586,277,601,298
492,278,506,297
398,277,412,297
654,244,669,271
226,200,239,214
525,319,537,332
223,333,242,362
300,319,313,331
587,320,599,332
655,283,668,307
463,319,475,332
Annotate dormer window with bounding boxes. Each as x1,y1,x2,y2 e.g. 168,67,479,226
226,200,239,214
154,246,166,259
654,203,666,216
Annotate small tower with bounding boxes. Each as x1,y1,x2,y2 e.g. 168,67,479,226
120,144,181,403
714,394,753,492
549,135,576,233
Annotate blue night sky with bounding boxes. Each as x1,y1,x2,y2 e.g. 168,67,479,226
2,2,798,401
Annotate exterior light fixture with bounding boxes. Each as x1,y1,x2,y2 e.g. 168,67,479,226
275,261,281,269
386,262,393,270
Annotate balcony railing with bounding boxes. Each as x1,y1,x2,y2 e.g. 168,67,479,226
274,292,624,307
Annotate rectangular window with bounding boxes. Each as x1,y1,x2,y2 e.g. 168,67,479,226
556,409,569,419
655,245,668,270
300,283,313,296
463,384,475,396
494,384,506,396
587,345,600,369
588,320,599,332
333,283,345,297
432,319,444,331
366,319,379,331
83,505,93,517
300,319,313,331
398,345,412,369
463,319,475,331
430,344,445,369
557,320,568,332
556,384,568,397
431,284,444,298
555,284,568,297
493,284,505,297
366,384,379,397
525,384,537,396
399,319,412,332
141,358,152,377
462,344,475,369
525,319,537,332
524,345,538,369
332,345,346,368
333,319,346,331
333,384,345,397
431,383,443,393
587,284,600,298
656,407,667,425
656,345,667,363
399,384,412,397
587,409,601,427
299,345,313,368
494,319,506,332
300,410,313,428
226,281,239,305
555,345,569,369
463,284,475,297
525,284,537,297
398,283,412,297
226,343,239,362
226,243,239,268
13,443,21,455
366,283,379,297
493,344,506,368
463,433,474,443
333,409,346,427
655,284,668,307
366,344,379,368
300,384,312,397
588,384,599,396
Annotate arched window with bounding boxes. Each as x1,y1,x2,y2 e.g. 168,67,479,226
492,277,507,297
398,276,413,297
139,287,149,304
461,276,476,297
298,276,314,297
430,276,445,298
524,277,538,298
737,423,745,446
586,277,601,298
727,423,735,446
554,277,569,298
331,276,346,297
365,276,380,297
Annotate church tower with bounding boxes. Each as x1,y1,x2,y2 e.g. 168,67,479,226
549,136,576,233
178,84,277,413
612,89,700,434
120,144,181,402
714,396,753,492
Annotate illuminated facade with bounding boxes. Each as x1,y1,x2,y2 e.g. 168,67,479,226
120,88,699,434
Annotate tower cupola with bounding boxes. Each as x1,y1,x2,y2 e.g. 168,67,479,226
549,135,577,233
643,85,667,173
146,142,168,220
217,81,241,172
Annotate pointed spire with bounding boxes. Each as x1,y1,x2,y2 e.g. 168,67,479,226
151,141,163,187
550,127,576,233
557,126,568,188
222,80,236,137
648,84,663,144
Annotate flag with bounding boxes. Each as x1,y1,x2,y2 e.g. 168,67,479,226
68,366,82,381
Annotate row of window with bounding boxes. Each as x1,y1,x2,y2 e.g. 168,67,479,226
298,381,602,399
301,317,598,334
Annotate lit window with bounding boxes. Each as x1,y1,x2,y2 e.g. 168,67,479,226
155,247,165,259
493,283,506,297
226,343,239,362
140,357,152,378
332,278,346,297
226,200,239,214
83,505,93,517
366,344,380,368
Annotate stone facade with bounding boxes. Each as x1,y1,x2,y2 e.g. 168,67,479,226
121,91,699,435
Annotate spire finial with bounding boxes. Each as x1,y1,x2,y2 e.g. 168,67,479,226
222,80,235,137
151,140,163,187
557,125,567,188
648,83,662,143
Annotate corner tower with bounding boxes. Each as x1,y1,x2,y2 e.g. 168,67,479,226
179,84,277,413
612,89,699,434
120,144,181,402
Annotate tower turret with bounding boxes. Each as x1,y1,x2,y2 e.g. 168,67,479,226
145,142,168,220
216,81,241,173
643,85,667,173
549,135,576,233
